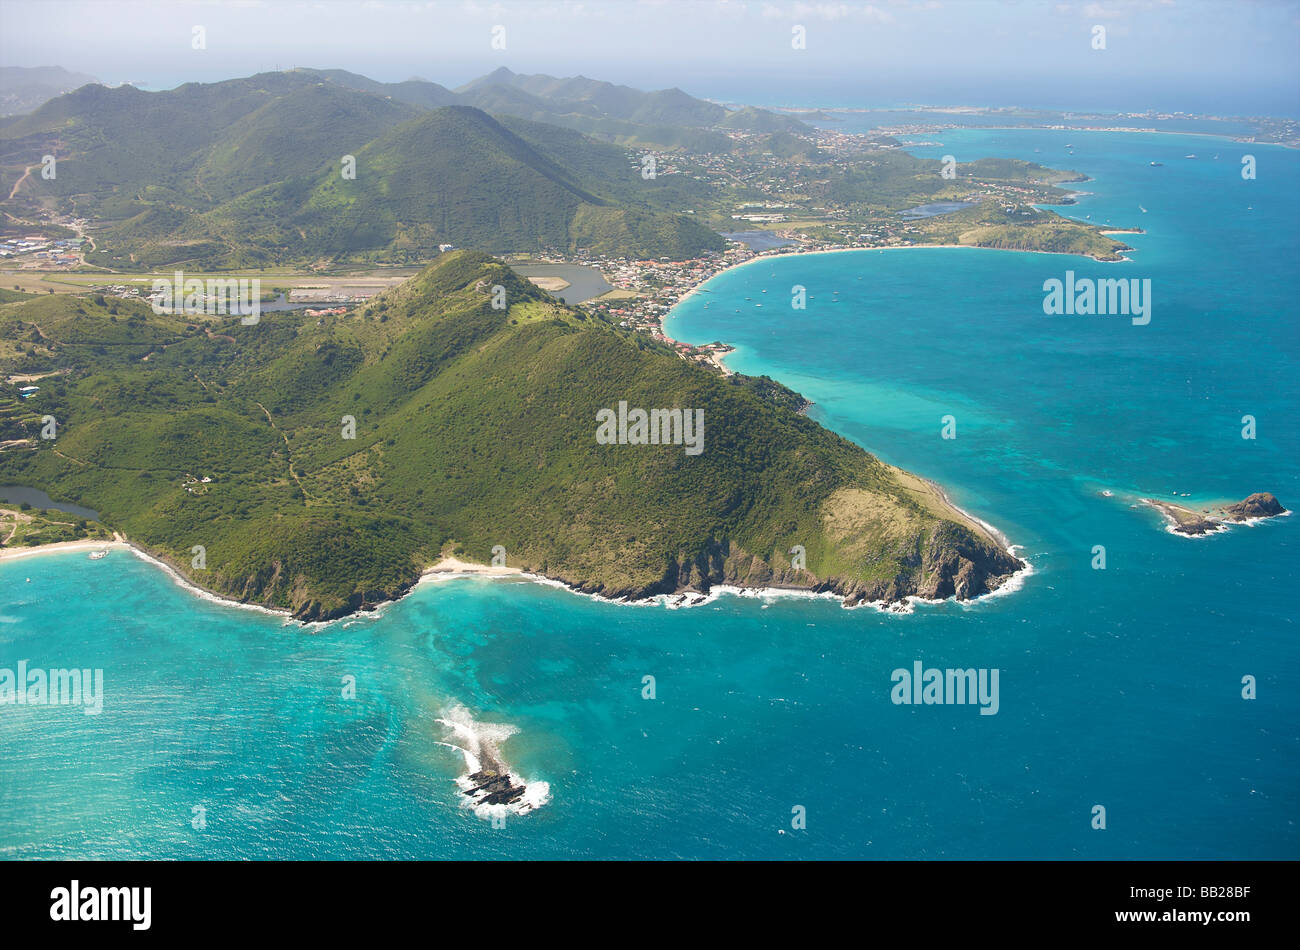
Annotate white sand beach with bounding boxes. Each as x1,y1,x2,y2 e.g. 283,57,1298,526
0,536,126,562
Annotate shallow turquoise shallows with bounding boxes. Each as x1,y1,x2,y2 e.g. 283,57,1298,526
2,129,1296,859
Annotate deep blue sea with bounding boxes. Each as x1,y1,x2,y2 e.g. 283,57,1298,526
2,129,1296,859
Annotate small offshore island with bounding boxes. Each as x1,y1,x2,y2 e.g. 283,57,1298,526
1141,492,1289,537
0,252,1024,621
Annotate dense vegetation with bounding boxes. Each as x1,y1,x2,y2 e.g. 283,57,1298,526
1,67,1123,268
0,504,111,546
0,252,1020,618
0,73,728,266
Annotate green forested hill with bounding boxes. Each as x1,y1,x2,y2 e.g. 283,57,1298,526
718,106,811,134
1,67,1123,267
179,106,724,266
0,252,1020,619
455,67,728,127
1,72,726,266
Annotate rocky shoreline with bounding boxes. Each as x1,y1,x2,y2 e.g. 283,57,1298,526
502,528,1027,614
462,768,530,809
1141,492,1288,537
3,498,1027,623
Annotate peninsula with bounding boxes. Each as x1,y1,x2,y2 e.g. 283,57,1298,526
0,252,1023,620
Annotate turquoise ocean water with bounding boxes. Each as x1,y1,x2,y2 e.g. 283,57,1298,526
2,129,1296,859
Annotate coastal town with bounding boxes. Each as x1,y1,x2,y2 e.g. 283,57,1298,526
0,116,1138,380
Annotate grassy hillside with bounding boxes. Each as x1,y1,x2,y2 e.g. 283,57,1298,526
718,106,811,134
1,74,726,266
0,251,1020,619
185,106,722,265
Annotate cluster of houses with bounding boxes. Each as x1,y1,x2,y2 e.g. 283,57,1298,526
182,474,213,495
0,235,82,263
94,284,148,299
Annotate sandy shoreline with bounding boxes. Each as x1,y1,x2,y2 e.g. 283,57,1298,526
423,556,523,578
0,537,126,562
1,535,298,621
915,473,1012,551
669,239,1133,321
704,348,735,375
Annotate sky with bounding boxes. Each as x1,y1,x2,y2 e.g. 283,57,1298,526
2,0,1298,115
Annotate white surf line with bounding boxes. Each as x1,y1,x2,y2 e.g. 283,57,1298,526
434,705,550,819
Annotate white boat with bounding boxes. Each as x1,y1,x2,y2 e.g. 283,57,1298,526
88,549,108,560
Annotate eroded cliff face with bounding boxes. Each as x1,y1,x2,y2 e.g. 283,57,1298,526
141,512,1025,622
551,525,1024,608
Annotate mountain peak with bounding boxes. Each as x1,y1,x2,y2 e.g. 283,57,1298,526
458,65,518,91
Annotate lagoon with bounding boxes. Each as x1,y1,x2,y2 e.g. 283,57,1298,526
0,485,100,520
510,263,612,304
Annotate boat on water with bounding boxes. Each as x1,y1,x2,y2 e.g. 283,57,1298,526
1184,154,1197,159
88,549,108,560
1139,205,1147,213
1149,161,1163,166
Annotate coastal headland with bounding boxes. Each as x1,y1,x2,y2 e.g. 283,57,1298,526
0,252,1025,621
